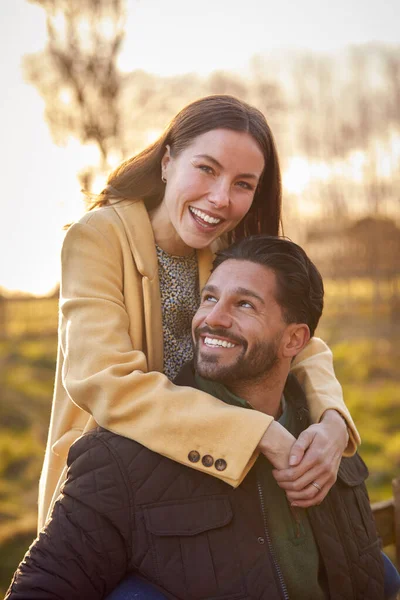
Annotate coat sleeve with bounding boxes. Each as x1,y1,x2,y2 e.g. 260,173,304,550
57,215,272,488
291,337,360,454
6,434,131,599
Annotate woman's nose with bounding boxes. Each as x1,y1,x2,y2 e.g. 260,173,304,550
208,181,230,209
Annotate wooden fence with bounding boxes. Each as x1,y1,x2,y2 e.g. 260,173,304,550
372,477,400,567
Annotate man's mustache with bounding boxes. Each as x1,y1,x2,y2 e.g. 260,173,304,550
194,326,247,349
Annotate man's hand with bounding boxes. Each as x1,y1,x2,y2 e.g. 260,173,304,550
271,409,349,507
258,420,296,470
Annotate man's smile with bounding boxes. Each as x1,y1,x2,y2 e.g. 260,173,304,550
203,336,237,349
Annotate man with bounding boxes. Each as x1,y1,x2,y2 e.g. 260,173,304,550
7,236,384,599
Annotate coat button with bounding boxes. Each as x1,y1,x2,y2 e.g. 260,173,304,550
215,458,227,471
257,537,265,544
202,454,214,467
188,450,200,463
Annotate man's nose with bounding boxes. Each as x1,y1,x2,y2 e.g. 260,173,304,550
207,180,230,209
205,301,232,329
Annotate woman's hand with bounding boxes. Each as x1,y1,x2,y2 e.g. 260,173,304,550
272,409,349,507
258,420,296,470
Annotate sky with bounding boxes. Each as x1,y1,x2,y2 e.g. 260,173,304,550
0,0,399,294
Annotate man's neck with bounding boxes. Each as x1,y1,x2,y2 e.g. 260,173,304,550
227,365,289,419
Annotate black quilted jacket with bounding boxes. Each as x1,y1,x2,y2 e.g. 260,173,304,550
6,366,384,599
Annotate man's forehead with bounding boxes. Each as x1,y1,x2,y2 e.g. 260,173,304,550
206,259,277,299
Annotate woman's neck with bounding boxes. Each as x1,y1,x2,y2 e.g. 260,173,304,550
149,204,193,257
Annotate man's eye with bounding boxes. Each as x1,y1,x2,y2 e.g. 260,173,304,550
203,294,217,303
239,300,254,309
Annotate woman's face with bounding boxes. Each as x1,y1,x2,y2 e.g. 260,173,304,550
152,128,265,255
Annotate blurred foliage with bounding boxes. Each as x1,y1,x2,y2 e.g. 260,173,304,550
0,291,399,593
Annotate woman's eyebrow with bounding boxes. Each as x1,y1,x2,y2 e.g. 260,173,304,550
193,154,260,180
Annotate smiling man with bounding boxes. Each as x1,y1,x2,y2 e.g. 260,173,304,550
6,236,384,600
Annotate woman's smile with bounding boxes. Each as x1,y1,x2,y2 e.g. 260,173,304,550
188,206,224,229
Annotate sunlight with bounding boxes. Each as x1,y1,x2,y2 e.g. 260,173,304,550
347,151,366,183
390,131,400,160
59,88,72,105
282,157,311,195
145,129,162,145
52,11,66,38
98,18,116,41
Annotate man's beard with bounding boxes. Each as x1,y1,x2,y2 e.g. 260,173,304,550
193,326,280,386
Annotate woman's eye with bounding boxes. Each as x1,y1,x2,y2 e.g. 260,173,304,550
199,165,214,175
236,180,254,191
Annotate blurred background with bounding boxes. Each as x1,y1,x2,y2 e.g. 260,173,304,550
0,0,399,593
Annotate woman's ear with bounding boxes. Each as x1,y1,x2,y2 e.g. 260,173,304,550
161,145,171,180
281,323,310,359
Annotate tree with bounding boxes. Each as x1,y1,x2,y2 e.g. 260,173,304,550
24,0,127,181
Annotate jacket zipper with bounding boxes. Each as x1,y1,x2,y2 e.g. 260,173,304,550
257,479,290,600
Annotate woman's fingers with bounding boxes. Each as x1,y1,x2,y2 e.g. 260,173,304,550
271,416,348,507
263,412,349,507
273,463,333,492
287,482,329,508
287,428,315,467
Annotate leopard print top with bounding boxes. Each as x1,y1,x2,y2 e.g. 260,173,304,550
156,245,200,381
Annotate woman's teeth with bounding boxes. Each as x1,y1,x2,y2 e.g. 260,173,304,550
204,337,235,348
190,207,221,225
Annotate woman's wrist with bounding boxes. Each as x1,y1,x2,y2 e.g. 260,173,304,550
258,421,296,469
320,409,350,449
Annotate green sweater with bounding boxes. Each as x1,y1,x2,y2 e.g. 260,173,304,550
196,374,327,600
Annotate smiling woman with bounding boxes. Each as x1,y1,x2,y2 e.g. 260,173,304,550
37,96,359,562
150,129,265,255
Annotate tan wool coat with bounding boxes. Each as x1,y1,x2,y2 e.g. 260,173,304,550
38,199,360,529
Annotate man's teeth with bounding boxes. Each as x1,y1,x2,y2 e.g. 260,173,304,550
204,337,236,348
190,207,221,225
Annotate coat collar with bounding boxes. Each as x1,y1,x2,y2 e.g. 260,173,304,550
112,198,215,287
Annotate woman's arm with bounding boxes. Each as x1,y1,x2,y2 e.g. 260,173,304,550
270,337,361,507
55,214,271,488
6,433,130,599
291,337,360,453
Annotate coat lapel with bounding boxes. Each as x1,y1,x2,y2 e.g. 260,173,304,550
113,200,163,372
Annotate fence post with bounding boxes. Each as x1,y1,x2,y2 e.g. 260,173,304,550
394,477,400,567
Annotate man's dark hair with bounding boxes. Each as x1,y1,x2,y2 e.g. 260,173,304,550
213,235,324,337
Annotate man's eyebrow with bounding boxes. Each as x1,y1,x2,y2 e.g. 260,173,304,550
193,154,260,180
202,284,218,295
234,287,265,305
202,284,265,305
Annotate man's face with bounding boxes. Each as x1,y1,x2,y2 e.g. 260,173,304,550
192,259,288,386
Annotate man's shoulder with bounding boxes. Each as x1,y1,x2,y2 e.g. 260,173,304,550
67,427,154,473
284,373,309,412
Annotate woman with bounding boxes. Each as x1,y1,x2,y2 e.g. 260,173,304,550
38,94,358,533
